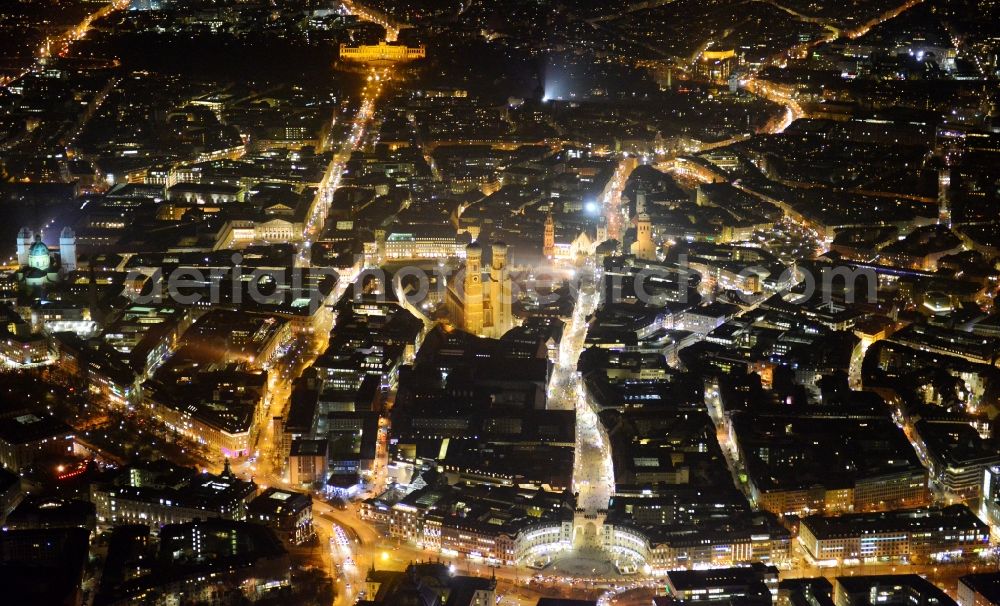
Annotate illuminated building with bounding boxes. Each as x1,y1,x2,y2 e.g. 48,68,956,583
247,488,314,545
16,229,37,268
752,465,930,518
648,529,790,571
878,226,963,272
101,304,193,379
376,472,789,572
30,301,94,337
15,227,76,288
142,312,290,458
630,214,657,260
374,228,386,263
834,575,957,606
543,212,555,258
731,413,931,517
445,241,514,338
165,182,244,205
798,505,988,565
958,573,1000,606
548,227,602,261
51,332,143,410
157,520,290,597
680,303,738,335
97,521,291,605
672,242,791,296
0,309,50,367
58,227,77,272
0,414,74,471
388,501,422,544
288,438,328,487
90,461,257,531
938,168,952,226
176,310,292,371
339,41,425,63
980,465,1000,528
215,217,305,248
381,482,574,566
147,381,266,459
370,228,464,261
697,48,738,82
918,421,999,500
4,496,97,533
664,566,778,605
438,518,518,562
922,291,954,316
363,563,495,606
325,412,380,495
634,188,647,215
461,241,484,335
889,324,998,365
488,242,513,339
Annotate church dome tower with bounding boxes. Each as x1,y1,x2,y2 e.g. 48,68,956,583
27,235,51,271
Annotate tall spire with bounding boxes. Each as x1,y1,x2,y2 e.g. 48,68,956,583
543,212,555,259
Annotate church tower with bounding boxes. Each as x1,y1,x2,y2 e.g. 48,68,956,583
631,214,656,260
635,188,647,216
489,242,512,338
543,213,555,259
938,168,951,226
463,242,484,335
17,227,33,267
59,227,77,272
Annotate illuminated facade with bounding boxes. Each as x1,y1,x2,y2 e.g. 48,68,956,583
15,227,77,288
753,468,930,518
959,573,1000,606
247,488,314,546
649,531,790,570
0,414,74,471
543,213,555,258
631,213,657,260
148,392,263,459
799,505,988,565
445,241,514,339
90,463,257,531
938,168,952,225
981,465,1000,528
697,48,737,82
370,229,464,261
339,41,425,63
215,218,305,248
288,438,328,487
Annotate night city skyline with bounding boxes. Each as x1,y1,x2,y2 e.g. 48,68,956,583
1,1,1000,606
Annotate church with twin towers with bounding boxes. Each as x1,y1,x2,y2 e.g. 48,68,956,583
15,226,77,288
445,240,514,339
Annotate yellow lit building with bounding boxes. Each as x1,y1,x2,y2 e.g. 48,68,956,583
445,241,514,339
697,48,737,82
339,41,425,63
631,214,657,260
